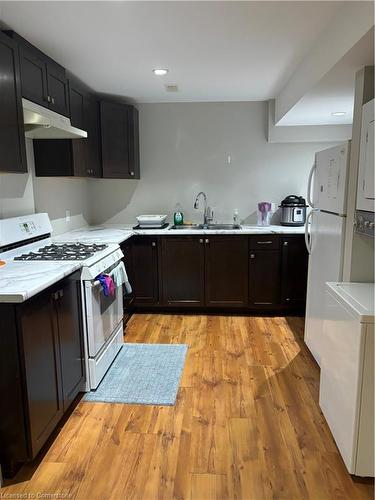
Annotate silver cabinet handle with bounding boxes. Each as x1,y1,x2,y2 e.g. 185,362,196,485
286,298,290,302
130,171,135,176
250,254,255,259
199,239,203,244
51,97,55,104
283,241,288,246
47,95,52,103
59,289,64,298
257,240,272,244
151,242,156,247
205,238,209,244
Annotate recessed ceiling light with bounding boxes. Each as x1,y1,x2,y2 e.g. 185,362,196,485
153,68,168,76
331,112,346,116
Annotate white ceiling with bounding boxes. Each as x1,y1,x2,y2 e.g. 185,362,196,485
278,27,374,126
0,1,346,103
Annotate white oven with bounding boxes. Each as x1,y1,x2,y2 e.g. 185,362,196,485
82,260,125,389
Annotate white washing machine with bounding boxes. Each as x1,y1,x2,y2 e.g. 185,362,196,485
320,282,374,477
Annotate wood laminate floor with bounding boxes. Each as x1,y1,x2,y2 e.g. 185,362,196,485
2,314,374,500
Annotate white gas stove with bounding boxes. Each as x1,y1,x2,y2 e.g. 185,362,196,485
0,213,125,391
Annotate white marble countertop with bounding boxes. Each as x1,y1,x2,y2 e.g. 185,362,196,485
53,223,305,244
0,261,81,303
0,223,304,303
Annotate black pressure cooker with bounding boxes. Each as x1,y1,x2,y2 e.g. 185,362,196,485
279,195,307,227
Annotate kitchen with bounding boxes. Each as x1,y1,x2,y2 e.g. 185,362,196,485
0,1,374,499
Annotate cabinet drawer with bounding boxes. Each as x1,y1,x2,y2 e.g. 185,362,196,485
249,235,279,250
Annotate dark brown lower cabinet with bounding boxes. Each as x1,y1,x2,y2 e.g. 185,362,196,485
0,272,84,477
20,288,64,458
131,236,159,305
281,236,308,308
249,249,281,307
129,233,308,313
205,236,248,307
161,237,205,306
56,274,85,411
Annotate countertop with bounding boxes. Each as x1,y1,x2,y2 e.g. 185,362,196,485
0,223,304,303
53,223,305,245
0,261,81,303
326,282,375,323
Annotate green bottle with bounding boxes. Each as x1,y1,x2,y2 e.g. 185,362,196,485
174,203,184,225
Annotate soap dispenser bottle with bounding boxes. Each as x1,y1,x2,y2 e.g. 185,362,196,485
233,209,240,228
174,203,184,226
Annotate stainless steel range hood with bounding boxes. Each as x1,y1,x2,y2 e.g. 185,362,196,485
22,98,87,139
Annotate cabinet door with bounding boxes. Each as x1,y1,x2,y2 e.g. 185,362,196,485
46,62,69,116
131,237,159,304
0,32,27,173
127,105,140,179
205,236,248,307
0,306,28,475
281,236,308,308
161,237,205,306
69,79,85,129
85,95,102,177
18,44,48,107
249,250,281,307
101,100,130,178
19,289,63,458
55,275,84,411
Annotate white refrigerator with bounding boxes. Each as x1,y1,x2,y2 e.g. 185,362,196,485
304,142,350,366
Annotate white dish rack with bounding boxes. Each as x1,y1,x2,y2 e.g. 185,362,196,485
136,215,167,228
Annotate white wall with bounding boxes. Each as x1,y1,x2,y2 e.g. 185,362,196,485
90,101,335,225
0,139,91,234
1,102,337,230
0,139,35,218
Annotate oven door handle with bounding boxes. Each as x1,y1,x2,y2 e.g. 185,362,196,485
92,262,124,288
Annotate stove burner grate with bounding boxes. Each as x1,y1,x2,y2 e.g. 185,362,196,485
13,242,108,261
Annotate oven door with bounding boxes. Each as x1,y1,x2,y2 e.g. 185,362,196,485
84,263,124,358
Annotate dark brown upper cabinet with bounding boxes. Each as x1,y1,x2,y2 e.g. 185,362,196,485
68,77,85,130
4,31,70,117
33,92,101,178
100,100,140,179
84,94,101,177
0,31,27,173
128,105,140,179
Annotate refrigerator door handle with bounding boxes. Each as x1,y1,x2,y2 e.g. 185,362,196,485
307,162,317,208
305,210,315,254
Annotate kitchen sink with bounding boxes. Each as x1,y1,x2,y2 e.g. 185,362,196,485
169,224,241,230
203,224,241,230
169,224,201,230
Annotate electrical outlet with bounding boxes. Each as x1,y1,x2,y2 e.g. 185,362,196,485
65,210,71,222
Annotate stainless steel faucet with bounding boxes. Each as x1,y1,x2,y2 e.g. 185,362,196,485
194,191,213,227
